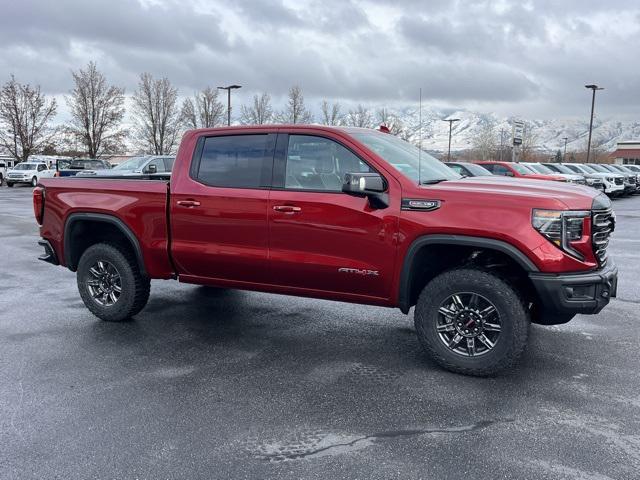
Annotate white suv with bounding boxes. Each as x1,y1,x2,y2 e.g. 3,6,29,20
6,162,50,187
0,160,6,185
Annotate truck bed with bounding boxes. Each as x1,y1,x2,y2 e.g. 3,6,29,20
39,176,174,279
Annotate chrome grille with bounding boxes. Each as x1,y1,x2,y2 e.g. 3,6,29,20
592,209,614,266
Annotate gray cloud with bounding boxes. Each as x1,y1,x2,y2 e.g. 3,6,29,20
0,0,638,119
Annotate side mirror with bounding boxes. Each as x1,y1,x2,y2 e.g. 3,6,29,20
146,164,157,174
342,172,388,209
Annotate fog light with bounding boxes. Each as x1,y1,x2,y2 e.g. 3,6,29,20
565,285,596,300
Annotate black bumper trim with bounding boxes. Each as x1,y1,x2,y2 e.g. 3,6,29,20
38,239,59,266
529,262,617,316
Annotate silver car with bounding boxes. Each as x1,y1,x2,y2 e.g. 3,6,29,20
76,156,175,177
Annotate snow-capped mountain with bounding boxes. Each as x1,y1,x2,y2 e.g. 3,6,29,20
391,107,640,153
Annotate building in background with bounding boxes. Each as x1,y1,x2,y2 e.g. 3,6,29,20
610,141,640,165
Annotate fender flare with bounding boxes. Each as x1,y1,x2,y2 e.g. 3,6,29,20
63,212,147,277
398,234,539,313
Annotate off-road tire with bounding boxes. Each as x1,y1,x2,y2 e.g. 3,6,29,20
77,242,150,322
414,268,529,376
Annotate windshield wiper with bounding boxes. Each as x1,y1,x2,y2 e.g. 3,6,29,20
421,178,449,185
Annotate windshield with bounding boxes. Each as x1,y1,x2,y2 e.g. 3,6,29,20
464,163,492,176
589,164,609,173
511,163,534,175
525,163,554,174
113,157,148,171
13,163,38,170
56,160,72,170
547,164,574,174
353,132,460,183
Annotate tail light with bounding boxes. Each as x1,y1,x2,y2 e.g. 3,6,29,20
33,186,45,225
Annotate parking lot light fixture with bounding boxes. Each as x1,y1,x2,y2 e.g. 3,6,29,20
443,118,460,161
217,85,242,126
585,84,604,163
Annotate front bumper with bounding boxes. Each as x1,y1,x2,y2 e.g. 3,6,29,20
529,261,617,316
7,177,31,183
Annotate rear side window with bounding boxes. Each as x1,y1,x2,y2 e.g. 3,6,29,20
164,157,175,172
196,135,273,188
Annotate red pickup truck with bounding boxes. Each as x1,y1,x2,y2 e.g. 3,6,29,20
34,126,617,376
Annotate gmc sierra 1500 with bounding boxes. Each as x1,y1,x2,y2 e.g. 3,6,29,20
34,125,617,375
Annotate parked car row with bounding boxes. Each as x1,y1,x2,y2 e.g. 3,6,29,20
0,156,176,186
444,159,639,198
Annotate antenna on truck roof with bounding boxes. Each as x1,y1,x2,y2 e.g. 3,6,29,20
418,87,422,186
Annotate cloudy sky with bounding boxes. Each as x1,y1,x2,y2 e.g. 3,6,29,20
1,0,639,121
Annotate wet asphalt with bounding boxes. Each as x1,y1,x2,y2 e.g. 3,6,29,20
1,185,639,479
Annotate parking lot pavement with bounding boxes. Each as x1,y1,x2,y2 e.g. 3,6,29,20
1,185,639,479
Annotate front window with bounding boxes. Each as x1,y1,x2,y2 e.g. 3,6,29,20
285,135,373,191
113,157,149,171
13,163,37,170
353,132,460,184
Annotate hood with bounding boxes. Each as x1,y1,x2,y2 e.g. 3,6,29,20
419,176,599,210
522,173,566,181
554,173,584,181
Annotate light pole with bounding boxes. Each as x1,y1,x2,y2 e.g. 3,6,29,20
443,118,460,161
217,84,242,126
562,137,568,162
585,84,603,163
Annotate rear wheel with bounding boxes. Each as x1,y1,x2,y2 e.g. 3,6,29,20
77,243,150,322
414,268,529,376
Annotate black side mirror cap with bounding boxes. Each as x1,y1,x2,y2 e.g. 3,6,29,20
342,172,388,209
146,164,158,174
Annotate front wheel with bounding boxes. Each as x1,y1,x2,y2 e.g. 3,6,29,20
31,176,37,187
414,268,530,376
77,243,150,322
6,182,13,187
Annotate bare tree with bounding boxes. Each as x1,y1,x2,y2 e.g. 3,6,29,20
472,119,497,161
0,75,57,162
277,85,313,124
66,62,126,158
181,86,225,129
320,100,342,126
520,121,539,162
132,73,180,154
346,104,373,128
240,92,273,125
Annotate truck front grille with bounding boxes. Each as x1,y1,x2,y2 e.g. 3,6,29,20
615,178,623,185
592,209,614,266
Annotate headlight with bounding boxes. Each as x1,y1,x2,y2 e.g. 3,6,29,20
532,209,590,260
586,178,595,184
607,177,614,182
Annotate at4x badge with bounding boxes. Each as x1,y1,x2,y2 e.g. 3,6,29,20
338,268,380,276
401,199,441,211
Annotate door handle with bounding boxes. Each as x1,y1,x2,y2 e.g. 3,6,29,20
176,200,201,208
273,205,301,213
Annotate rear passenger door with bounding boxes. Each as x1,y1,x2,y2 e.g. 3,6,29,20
170,133,276,284
267,133,397,300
